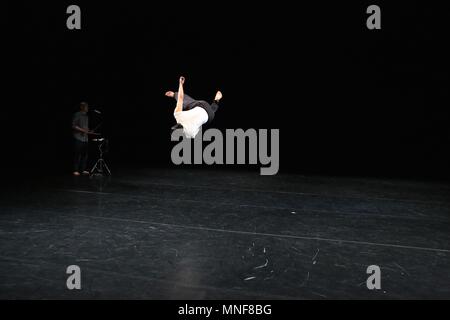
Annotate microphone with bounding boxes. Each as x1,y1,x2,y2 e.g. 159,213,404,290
93,109,102,114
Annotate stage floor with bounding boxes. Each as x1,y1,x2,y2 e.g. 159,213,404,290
1,168,449,299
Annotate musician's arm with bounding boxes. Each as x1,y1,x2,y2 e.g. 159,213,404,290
73,126,89,134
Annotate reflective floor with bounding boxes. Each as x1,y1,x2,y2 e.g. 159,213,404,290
1,168,449,299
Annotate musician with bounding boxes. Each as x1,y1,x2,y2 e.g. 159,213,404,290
72,102,93,176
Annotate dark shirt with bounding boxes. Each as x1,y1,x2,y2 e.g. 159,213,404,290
72,111,89,142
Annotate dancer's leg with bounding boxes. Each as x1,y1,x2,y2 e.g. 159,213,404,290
211,91,223,113
166,90,196,109
210,102,219,113
175,92,196,108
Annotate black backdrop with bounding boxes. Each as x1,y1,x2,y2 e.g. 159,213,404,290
4,1,450,179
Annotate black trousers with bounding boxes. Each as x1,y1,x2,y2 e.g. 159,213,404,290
175,93,220,124
74,139,89,172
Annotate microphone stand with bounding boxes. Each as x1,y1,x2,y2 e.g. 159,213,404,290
89,110,111,176
92,122,102,134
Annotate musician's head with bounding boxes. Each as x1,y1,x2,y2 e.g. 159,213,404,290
80,102,89,113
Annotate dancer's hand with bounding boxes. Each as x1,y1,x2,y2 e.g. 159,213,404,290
165,91,175,98
179,76,185,85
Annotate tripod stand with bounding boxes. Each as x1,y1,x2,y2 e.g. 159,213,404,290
90,138,111,176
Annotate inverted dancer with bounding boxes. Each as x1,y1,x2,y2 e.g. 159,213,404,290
166,76,222,139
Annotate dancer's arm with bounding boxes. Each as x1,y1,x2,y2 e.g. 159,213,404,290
174,77,185,113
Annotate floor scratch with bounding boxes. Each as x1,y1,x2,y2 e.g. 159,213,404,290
254,259,269,270
312,249,320,261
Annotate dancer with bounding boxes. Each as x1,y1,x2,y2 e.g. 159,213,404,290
166,76,223,138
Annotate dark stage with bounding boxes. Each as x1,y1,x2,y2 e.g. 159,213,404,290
2,1,450,301
1,169,449,299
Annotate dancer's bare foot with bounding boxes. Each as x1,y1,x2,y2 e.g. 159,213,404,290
179,76,185,85
165,91,175,98
214,91,223,102
73,171,80,176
